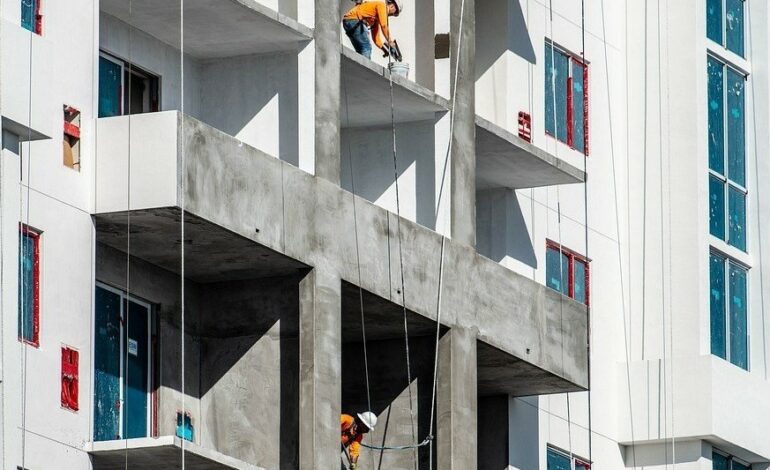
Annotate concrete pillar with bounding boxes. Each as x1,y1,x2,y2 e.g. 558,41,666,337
449,0,476,247
299,269,342,470
437,327,478,470
314,0,342,184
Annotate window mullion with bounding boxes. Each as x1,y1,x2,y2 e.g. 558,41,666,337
725,259,731,363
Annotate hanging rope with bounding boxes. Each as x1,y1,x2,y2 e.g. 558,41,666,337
124,3,134,469
180,0,187,467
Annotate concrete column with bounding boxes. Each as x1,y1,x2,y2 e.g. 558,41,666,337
449,0,476,247
299,269,342,470
314,0,342,184
437,326,478,470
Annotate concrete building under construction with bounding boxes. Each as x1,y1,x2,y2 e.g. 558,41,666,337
2,0,770,470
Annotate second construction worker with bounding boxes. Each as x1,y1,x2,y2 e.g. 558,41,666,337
342,0,402,60
341,412,378,469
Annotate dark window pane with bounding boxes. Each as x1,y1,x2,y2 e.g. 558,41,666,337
728,186,746,251
710,254,727,360
572,63,586,153
99,57,123,118
574,259,587,304
726,68,745,186
545,43,569,144
21,0,36,32
726,0,744,56
707,0,723,45
733,460,750,470
547,449,571,470
708,58,725,174
18,232,36,343
709,175,726,240
561,252,570,296
546,247,563,293
729,263,748,370
712,453,729,470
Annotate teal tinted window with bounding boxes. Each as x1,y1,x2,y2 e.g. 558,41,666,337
545,44,569,143
707,0,723,45
18,229,39,345
729,263,748,369
709,175,725,239
710,254,727,360
708,57,725,174
546,246,567,295
21,0,38,33
733,460,750,470
574,259,587,304
573,63,586,153
725,0,744,56
99,56,122,118
728,186,746,251
727,68,745,187
547,448,571,470
713,453,729,470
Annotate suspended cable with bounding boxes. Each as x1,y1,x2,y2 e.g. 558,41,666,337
180,0,187,467
124,2,134,469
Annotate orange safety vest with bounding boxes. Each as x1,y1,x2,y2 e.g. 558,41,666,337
341,414,365,460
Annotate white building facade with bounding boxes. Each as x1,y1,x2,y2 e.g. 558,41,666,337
0,0,768,469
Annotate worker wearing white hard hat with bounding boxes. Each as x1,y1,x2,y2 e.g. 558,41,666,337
341,411,378,469
342,0,403,60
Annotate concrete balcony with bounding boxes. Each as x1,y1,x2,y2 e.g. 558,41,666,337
475,115,585,190
94,111,588,395
88,437,263,470
100,0,312,59
340,47,450,127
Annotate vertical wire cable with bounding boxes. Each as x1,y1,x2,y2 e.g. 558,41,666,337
124,3,134,468
180,0,186,467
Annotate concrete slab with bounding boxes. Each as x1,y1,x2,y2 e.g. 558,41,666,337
475,115,586,189
88,436,265,470
1,116,49,141
341,47,450,127
100,0,312,59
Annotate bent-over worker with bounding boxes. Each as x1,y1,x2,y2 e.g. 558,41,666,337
341,411,378,469
342,0,402,60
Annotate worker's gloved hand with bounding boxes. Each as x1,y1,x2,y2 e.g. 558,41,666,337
381,46,390,58
350,463,359,470
390,46,401,60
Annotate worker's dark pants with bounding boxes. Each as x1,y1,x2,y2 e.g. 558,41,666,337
343,19,372,59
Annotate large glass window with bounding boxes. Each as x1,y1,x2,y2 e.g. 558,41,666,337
546,242,590,306
710,252,748,370
545,41,589,154
708,56,747,251
18,226,40,346
548,447,590,470
713,450,750,470
707,0,745,57
99,52,160,118
21,0,41,34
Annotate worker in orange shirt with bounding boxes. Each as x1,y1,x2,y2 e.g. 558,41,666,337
341,411,378,469
342,0,403,60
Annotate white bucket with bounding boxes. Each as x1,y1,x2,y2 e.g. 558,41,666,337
388,62,410,79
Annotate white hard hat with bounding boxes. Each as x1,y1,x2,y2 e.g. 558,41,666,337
357,411,378,431
388,0,403,16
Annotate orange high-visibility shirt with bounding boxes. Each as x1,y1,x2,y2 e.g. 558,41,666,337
341,414,365,460
343,2,391,49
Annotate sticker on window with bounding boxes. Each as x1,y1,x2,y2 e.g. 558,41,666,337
128,338,139,356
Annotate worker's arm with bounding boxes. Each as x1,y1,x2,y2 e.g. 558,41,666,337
349,441,361,463
373,3,392,49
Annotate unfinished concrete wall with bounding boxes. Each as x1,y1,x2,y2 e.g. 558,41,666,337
199,52,299,165
197,276,301,470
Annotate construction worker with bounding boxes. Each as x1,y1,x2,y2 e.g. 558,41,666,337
341,411,377,469
342,0,403,60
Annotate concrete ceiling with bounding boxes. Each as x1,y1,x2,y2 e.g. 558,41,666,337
100,0,312,59
475,116,586,190
95,207,308,283
341,48,450,128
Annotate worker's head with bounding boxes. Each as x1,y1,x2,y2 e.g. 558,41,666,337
387,0,403,16
355,412,378,434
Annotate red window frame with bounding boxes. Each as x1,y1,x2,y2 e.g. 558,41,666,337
546,239,590,306
545,43,590,156
61,346,79,411
19,225,40,347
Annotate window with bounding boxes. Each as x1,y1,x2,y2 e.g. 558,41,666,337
61,346,79,411
546,241,590,305
98,52,160,118
21,0,42,35
63,105,81,171
707,0,745,56
545,41,589,154
710,252,748,370
18,225,40,347
708,56,746,251
176,411,194,441
548,447,590,470
713,450,750,470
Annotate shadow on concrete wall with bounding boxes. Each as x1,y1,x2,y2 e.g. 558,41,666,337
476,0,536,80
476,189,538,269
341,118,439,230
199,52,300,166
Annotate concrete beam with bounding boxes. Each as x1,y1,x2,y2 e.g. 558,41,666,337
314,0,342,184
450,0,476,246
299,269,342,470
437,327,478,470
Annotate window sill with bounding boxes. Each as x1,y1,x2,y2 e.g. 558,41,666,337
706,42,750,75
709,238,751,267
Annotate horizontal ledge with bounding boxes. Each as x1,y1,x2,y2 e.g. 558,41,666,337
2,116,50,142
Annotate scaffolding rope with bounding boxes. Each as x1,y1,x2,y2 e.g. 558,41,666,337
180,0,187,467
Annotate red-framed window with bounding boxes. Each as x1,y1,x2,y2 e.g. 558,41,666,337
21,0,42,35
545,240,590,306
61,346,79,411
548,446,591,470
18,225,40,346
545,41,589,155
